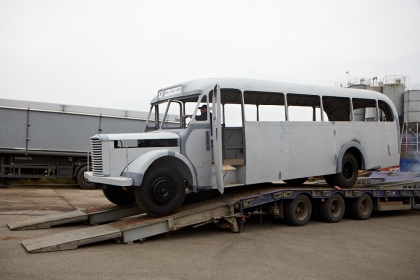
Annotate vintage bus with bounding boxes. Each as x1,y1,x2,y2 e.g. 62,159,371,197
85,78,400,217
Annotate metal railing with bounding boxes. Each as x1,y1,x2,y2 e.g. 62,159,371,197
401,122,420,154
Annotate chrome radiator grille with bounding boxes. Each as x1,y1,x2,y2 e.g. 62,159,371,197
90,136,103,176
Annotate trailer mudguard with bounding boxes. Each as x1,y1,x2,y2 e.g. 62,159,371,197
121,149,197,188
336,141,366,173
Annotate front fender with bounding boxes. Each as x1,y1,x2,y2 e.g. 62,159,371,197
121,150,197,187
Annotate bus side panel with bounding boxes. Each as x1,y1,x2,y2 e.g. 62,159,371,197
332,122,381,170
287,122,327,179
381,122,400,168
243,122,284,184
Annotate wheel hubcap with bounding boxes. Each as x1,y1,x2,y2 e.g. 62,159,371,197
152,178,176,204
295,201,309,221
330,199,342,217
360,199,370,215
342,161,354,180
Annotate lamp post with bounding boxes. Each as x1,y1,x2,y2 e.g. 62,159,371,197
346,71,349,86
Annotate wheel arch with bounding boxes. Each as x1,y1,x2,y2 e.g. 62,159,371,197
123,150,197,189
148,156,194,188
337,141,366,173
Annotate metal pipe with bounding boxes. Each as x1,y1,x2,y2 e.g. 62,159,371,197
126,147,129,179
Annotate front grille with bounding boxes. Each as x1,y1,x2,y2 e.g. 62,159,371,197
90,136,103,176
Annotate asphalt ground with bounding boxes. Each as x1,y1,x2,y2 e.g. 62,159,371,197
0,184,419,280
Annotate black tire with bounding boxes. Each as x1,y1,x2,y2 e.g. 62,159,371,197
319,193,345,223
283,177,308,185
334,153,358,189
135,166,185,217
324,175,337,187
76,166,96,190
103,185,136,205
284,195,312,226
349,194,373,220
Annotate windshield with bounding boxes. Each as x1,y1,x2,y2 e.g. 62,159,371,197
145,95,208,132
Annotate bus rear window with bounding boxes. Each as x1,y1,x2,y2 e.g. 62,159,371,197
322,96,351,121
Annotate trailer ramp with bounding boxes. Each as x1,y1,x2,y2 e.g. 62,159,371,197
8,204,141,230
20,185,284,253
21,199,238,253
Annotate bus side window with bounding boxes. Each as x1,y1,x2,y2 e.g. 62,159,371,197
243,91,286,121
322,96,351,122
378,100,394,122
352,98,377,122
287,94,321,121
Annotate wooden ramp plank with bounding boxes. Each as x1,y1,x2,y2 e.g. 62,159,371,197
22,224,121,253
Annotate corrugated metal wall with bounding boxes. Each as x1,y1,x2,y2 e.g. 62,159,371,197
0,107,146,154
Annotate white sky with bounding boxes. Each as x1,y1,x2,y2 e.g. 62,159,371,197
1,0,419,113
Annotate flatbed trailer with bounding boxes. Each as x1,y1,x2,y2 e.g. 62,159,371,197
8,176,420,253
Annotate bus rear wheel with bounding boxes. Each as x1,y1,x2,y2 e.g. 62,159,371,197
135,166,185,217
103,185,136,205
334,153,358,189
284,195,312,226
319,193,345,223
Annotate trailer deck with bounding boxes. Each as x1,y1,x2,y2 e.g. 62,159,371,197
8,178,420,253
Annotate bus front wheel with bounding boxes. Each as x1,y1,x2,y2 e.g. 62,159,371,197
335,153,358,189
135,166,185,217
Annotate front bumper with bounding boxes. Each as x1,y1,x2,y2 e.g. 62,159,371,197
84,172,133,187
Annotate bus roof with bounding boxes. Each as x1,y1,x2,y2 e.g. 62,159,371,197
151,77,392,104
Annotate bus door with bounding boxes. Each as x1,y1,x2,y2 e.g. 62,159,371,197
212,84,224,194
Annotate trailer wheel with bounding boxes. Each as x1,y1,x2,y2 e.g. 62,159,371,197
284,195,312,226
334,153,358,189
135,166,185,217
319,193,345,223
103,185,136,205
349,194,373,220
76,166,96,189
283,177,308,185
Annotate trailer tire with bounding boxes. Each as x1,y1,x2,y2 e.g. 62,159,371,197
135,166,185,217
76,166,96,190
284,195,312,226
283,177,308,185
319,193,345,223
103,185,136,205
349,194,373,220
334,153,358,189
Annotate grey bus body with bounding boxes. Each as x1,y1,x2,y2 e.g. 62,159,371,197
85,78,400,216
0,98,158,188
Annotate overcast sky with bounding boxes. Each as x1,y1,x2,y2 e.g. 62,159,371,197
1,0,419,113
